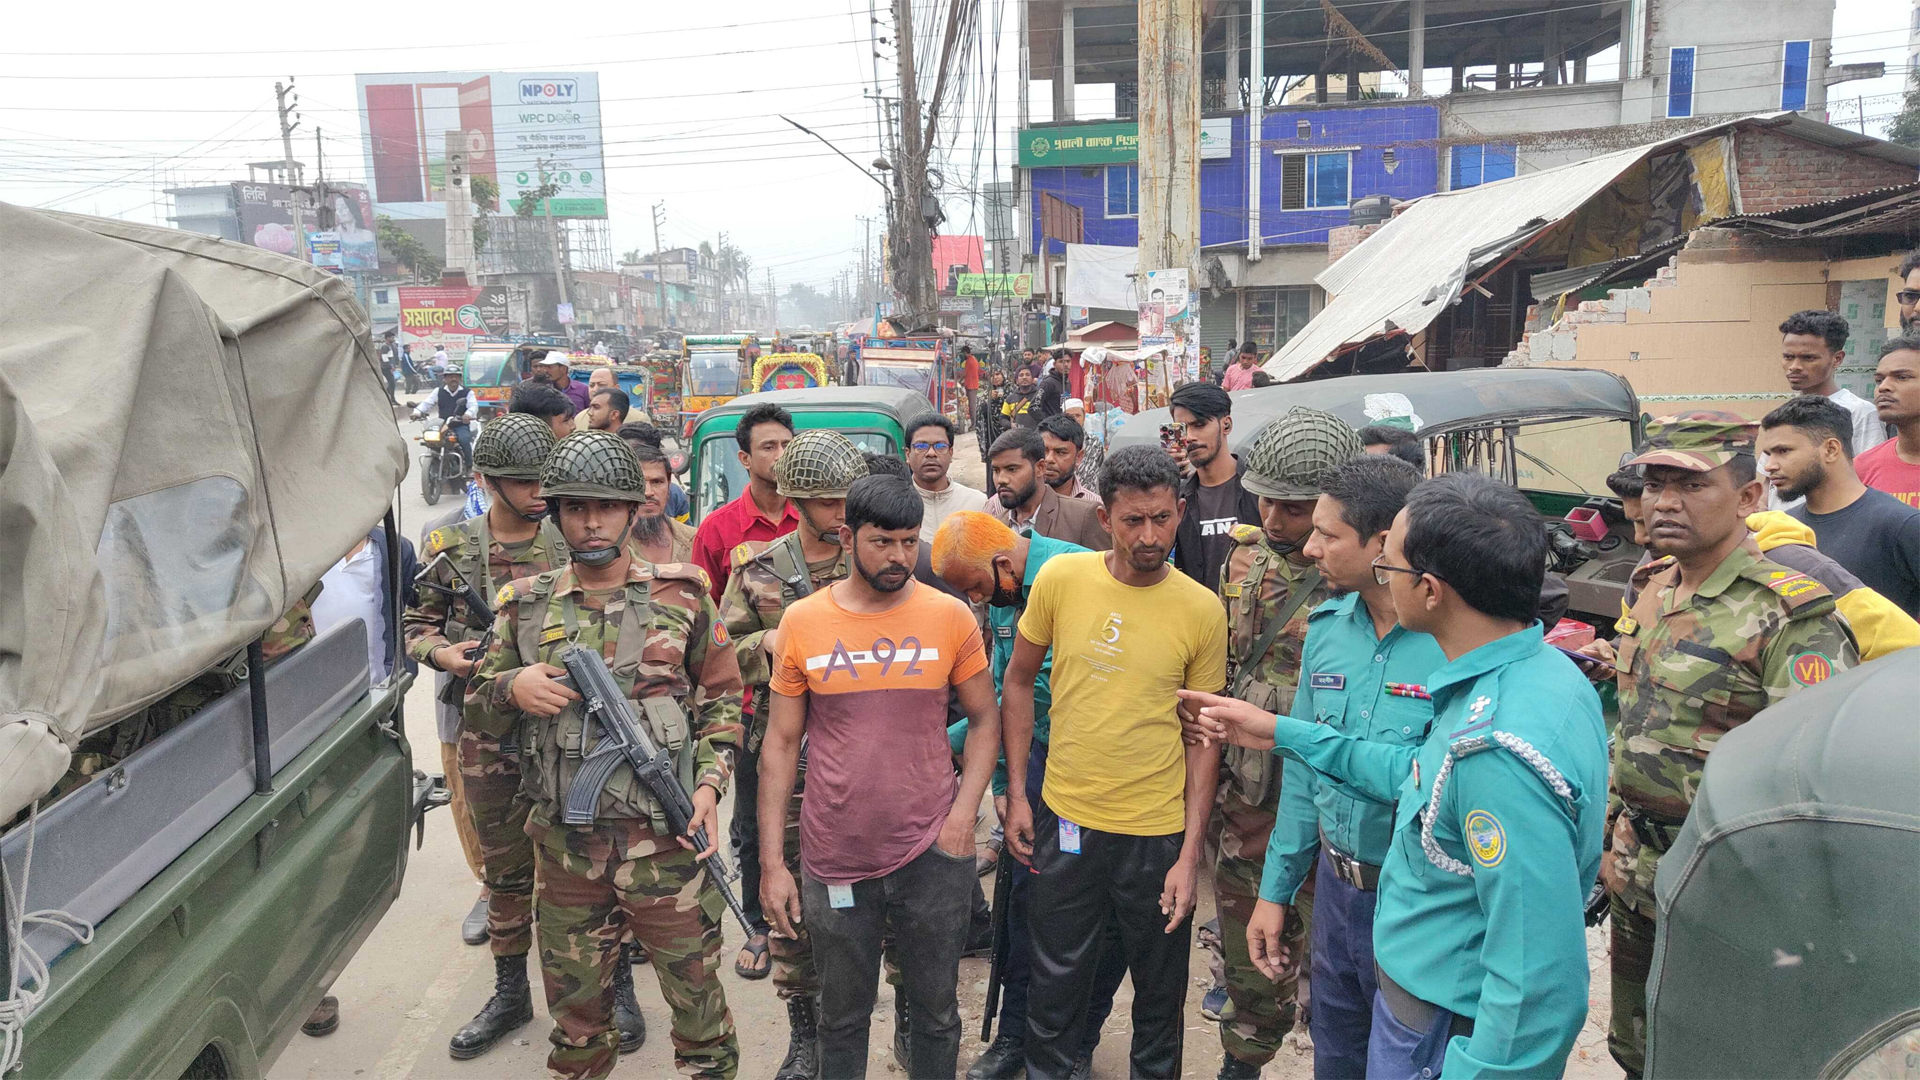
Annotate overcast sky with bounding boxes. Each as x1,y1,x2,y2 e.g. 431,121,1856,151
2,0,1909,295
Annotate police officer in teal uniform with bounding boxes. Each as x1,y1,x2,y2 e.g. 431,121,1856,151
1185,473,1609,1079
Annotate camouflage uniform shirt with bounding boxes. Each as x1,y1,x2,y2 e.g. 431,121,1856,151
404,516,567,670
1610,536,1858,910
717,532,851,748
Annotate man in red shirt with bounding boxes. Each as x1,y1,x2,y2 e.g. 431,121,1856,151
961,346,982,425
1858,336,1920,508
691,403,798,600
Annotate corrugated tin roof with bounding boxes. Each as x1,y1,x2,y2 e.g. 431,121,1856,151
1713,183,1920,240
1265,113,1920,382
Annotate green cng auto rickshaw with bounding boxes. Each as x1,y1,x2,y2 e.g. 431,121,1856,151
684,386,934,523
1106,368,1647,626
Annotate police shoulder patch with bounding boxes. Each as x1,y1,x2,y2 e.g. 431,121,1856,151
1463,810,1505,868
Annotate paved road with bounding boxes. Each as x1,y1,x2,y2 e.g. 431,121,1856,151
269,407,1622,1079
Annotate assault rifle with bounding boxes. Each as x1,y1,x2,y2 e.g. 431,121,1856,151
556,645,753,934
415,553,498,705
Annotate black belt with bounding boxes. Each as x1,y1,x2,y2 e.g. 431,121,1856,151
1320,829,1382,891
1620,803,1688,853
1376,962,1475,1041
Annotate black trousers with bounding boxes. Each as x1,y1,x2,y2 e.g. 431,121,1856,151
730,742,764,928
1026,807,1192,1080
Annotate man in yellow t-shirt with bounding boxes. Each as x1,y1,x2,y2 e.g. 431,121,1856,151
1002,444,1228,1080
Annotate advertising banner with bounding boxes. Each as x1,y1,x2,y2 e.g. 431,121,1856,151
1138,268,1200,387
1019,122,1139,168
955,272,1033,297
233,182,377,269
399,284,511,367
356,71,607,219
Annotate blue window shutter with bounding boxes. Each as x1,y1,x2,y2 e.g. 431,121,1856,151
1452,145,1480,189
1485,145,1516,183
1668,46,1696,118
1311,152,1349,208
1781,40,1810,111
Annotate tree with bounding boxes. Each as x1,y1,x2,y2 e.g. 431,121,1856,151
470,175,499,254
621,248,643,264
783,282,835,327
1889,73,1920,149
376,214,442,282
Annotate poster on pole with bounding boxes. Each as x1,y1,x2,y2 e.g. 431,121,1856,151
1138,268,1200,389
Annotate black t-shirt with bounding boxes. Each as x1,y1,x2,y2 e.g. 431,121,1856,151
1186,476,1245,593
1790,488,1920,617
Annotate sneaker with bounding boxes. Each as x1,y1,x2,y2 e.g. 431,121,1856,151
1200,984,1230,1023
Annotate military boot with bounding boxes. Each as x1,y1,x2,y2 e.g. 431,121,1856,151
613,944,647,1054
1217,1054,1263,1080
448,953,534,1060
892,984,912,1072
774,996,821,1080
966,1029,1026,1080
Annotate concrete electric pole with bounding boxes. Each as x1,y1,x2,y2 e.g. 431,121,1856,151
651,202,668,329
443,132,475,273
536,156,573,339
274,80,305,260
890,0,938,329
1136,0,1203,289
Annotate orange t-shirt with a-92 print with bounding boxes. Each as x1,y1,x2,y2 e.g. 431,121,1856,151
771,581,987,885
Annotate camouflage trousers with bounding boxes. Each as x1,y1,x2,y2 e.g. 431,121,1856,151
534,817,738,1080
771,773,903,1000
1608,895,1655,1079
459,728,536,957
1212,785,1306,1068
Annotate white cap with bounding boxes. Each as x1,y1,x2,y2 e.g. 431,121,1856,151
1062,397,1086,413
535,354,570,367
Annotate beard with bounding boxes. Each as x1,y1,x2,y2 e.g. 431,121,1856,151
1777,460,1827,501
997,477,1038,510
1122,541,1169,573
855,551,912,593
632,512,669,545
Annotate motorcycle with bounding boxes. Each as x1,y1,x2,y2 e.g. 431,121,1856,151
415,419,470,505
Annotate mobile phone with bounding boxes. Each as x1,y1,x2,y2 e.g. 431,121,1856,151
1160,423,1185,450
1553,643,1614,674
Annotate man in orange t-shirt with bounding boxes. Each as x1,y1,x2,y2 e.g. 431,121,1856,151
759,474,1003,1080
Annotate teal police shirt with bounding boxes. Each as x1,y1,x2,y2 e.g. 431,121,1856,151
1260,593,1448,904
1264,623,1608,1078
948,535,1089,792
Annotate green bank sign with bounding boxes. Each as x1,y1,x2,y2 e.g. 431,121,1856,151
1019,122,1139,167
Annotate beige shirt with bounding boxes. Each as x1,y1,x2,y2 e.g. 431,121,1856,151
916,480,991,542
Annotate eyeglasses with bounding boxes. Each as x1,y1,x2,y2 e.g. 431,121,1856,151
910,441,951,453
1371,554,1427,587
1898,290,1920,305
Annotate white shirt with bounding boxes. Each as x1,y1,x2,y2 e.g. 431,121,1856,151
1830,387,1888,457
412,384,479,421
915,480,991,542
312,541,389,684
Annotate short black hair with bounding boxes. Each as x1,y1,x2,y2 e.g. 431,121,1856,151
1402,472,1545,624
1880,333,1920,359
1762,393,1855,459
593,387,631,422
1169,381,1232,423
906,412,956,444
508,380,571,420
1099,444,1183,505
1778,309,1849,352
1321,455,1422,540
735,403,795,452
618,421,664,448
1725,453,1758,487
631,442,670,473
1605,468,1646,500
1358,424,1425,469
989,427,1044,463
1238,339,1258,356
845,474,924,534
863,451,912,479
1899,250,1920,279
1037,414,1085,449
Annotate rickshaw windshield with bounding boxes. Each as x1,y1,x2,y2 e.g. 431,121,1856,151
861,360,934,396
696,429,897,517
688,350,741,395
465,349,516,388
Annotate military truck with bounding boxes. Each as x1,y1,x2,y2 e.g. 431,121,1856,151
0,206,417,1079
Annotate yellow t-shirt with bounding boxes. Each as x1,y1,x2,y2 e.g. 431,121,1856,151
1017,551,1227,835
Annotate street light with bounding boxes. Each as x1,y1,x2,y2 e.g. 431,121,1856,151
780,116,893,197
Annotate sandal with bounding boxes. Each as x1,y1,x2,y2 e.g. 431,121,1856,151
734,928,772,980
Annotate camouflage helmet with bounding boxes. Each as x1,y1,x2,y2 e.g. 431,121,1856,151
540,430,644,502
470,413,557,479
1242,406,1364,500
775,429,869,500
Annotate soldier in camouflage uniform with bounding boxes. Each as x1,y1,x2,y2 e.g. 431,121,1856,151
1599,413,1858,1077
466,430,745,1080
1209,408,1359,1079
716,429,867,1080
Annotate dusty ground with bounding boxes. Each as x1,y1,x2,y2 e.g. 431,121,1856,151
269,416,1621,1079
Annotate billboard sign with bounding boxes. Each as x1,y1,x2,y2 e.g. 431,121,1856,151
356,71,607,219
399,284,511,367
955,272,1033,298
234,182,377,269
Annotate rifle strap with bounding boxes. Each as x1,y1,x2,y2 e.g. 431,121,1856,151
1232,566,1322,699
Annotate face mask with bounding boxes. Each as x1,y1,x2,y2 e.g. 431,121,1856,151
986,563,1021,608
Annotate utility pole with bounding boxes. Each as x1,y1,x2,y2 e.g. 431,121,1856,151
1136,0,1202,318
274,80,305,261
651,202,667,328
767,269,778,334
537,157,573,340
890,0,937,329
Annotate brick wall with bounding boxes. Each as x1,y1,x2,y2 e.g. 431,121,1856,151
1328,222,1385,265
1734,127,1916,214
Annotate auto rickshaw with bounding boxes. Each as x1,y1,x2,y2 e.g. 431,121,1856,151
749,352,829,393
861,335,967,432
679,334,753,419
1645,649,1918,1079
463,342,540,419
683,385,934,523
1106,367,1647,627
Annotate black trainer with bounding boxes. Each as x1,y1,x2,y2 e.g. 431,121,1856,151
966,1030,1026,1080
613,945,647,1054
892,985,912,1072
773,995,821,1080
1217,1053,1264,1079
448,953,534,1060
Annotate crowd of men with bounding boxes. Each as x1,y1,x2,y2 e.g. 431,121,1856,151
381,280,1918,1080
